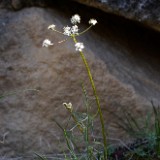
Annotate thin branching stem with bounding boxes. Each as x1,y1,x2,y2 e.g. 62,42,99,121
77,25,93,36
51,29,64,35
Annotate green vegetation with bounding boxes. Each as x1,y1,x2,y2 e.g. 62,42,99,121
35,102,160,160
38,14,160,160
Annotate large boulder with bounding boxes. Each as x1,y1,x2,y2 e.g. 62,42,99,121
0,1,160,158
0,0,160,31
72,0,160,32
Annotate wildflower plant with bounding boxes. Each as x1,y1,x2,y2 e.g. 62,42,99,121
43,14,107,159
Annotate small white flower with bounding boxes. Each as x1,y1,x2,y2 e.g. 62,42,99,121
71,14,81,24
63,102,73,111
63,26,71,36
75,42,84,52
89,19,97,25
42,39,53,47
48,24,56,30
71,25,79,34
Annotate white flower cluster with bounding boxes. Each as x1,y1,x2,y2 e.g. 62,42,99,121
71,14,81,24
89,19,97,25
63,14,81,36
42,14,97,52
63,14,97,37
75,42,84,52
48,24,56,30
63,25,79,36
42,39,53,47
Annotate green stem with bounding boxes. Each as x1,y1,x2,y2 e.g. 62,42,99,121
81,82,90,159
64,129,78,160
72,35,107,159
77,25,93,36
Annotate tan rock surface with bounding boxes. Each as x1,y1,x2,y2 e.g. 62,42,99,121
0,4,159,158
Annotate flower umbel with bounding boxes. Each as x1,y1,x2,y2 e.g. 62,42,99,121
48,24,56,30
63,26,71,36
75,42,84,52
42,39,53,47
71,14,81,24
71,25,79,35
63,25,79,36
89,19,97,25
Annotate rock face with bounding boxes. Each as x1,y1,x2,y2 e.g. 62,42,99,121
0,0,160,158
0,0,67,10
0,0,51,10
0,0,160,30
72,0,160,31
